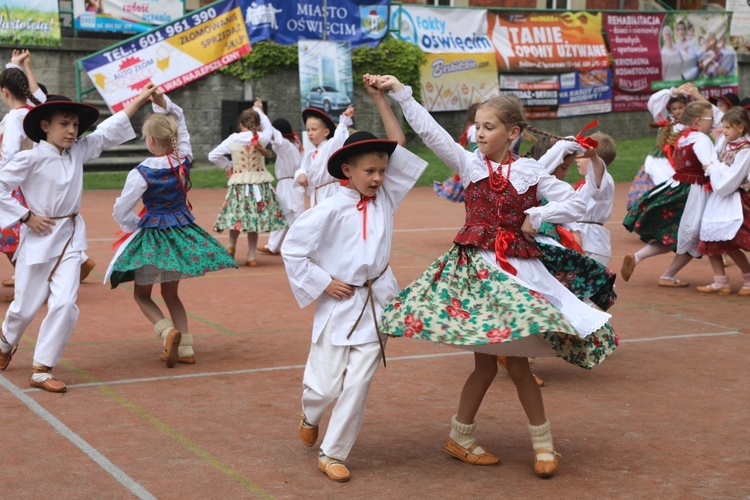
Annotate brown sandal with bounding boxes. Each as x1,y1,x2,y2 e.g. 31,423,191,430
444,438,500,465
533,448,561,478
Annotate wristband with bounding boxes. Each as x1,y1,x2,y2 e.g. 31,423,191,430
20,211,32,224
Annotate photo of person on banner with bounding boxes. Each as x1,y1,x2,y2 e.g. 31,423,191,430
661,25,683,81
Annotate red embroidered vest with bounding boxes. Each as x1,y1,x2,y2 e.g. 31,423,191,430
673,141,709,185
454,176,542,259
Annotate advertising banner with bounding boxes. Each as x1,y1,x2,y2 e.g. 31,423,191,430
298,40,353,124
389,4,493,54
0,0,61,46
499,70,611,119
726,0,750,51
243,0,389,47
73,0,184,33
80,0,250,112
420,52,499,112
487,11,609,72
605,12,738,112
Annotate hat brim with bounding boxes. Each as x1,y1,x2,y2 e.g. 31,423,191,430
302,107,336,139
23,101,100,143
327,139,398,180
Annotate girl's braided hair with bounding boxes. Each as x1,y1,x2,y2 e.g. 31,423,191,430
0,68,41,106
478,95,564,155
238,108,272,158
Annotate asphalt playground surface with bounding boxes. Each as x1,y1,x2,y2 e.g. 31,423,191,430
0,184,748,499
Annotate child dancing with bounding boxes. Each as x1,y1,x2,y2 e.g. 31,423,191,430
210,99,287,266
696,107,750,295
106,89,237,367
282,74,426,482
378,75,618,478
0,85,159,392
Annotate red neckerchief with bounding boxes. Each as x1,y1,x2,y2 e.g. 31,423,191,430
283,131,304,153
356,194,376,239
573,179,586,191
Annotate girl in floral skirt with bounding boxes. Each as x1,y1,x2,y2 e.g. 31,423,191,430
210,98,287,266
376,75,618,478
626,86,688,210
696,107,750,295
105,89,238,367
622,101,718,287
0,51,44,301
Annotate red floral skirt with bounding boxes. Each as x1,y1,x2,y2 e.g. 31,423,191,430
0,188,26,254
698,191,750,255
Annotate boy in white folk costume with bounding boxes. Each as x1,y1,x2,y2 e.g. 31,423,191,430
0,85,159,392
294,105,353,207
281,74,427,482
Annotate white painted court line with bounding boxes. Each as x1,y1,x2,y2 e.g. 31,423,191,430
31,330,745,392
0,374,155,500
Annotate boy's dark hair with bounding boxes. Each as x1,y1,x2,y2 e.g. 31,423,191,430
590,132,617,166
526,135,554,161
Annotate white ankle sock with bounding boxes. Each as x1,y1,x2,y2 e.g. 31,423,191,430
528,420,555,461
178,333,194,358
449,415,485,454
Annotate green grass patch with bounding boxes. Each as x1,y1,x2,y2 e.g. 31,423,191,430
83,136,656,191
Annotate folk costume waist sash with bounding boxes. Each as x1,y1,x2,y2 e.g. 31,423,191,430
46,213,78,282
346,265,390,367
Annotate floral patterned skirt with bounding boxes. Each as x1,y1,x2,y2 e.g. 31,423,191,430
108,223,238,288
623,181,689,251
433,174,465,203
379,245,618,369
537,242,617,311
0,188,26,254
626,165,655,211
698,190,750,255
214,183,288,233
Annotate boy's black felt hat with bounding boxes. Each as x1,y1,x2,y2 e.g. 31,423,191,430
23,95,100,143
709,92,740,107
301,107,336,139
327,131,397,180
272,118,293,136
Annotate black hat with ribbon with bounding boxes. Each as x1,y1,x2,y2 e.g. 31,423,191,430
302,107,336,139
23,95,100,143
327,131,397,180
709,92,740,107
739,97,750,111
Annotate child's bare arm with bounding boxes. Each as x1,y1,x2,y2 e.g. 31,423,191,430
363,73,405,146
579,147,606,188
20,51,40,95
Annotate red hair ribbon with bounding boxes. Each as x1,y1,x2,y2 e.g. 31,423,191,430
284,131,304,153
356,195,376,239
555,226,584,254
494,230,517,276
251,133,259,147
663,143,676,167
574,119,600,150
112,207,147,250
654,119,671,128
458,124,472,147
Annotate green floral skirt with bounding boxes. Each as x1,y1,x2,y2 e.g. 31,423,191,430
537,242,617,311
379,246,618,369
623,181,689,251
109,224,238,288
214,183,288,233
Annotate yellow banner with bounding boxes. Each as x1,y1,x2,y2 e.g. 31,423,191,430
420,52,499,112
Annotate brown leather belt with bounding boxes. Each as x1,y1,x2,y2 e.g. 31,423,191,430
346,265,389,367
46,213,78,282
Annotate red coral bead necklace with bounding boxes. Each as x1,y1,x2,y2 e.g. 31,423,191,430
486,153,512,193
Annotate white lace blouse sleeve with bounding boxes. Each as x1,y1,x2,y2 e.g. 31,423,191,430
389,86,471,179
524,174,586,229
647,88,676,121
113,168,148,232
705,149,750,197
254,107,273,146
208,136,234,172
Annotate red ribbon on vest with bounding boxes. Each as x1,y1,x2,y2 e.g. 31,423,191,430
574,119,600,150
494,230,517,275
112,206,148,250
555,226,584,254
356,195,376,239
